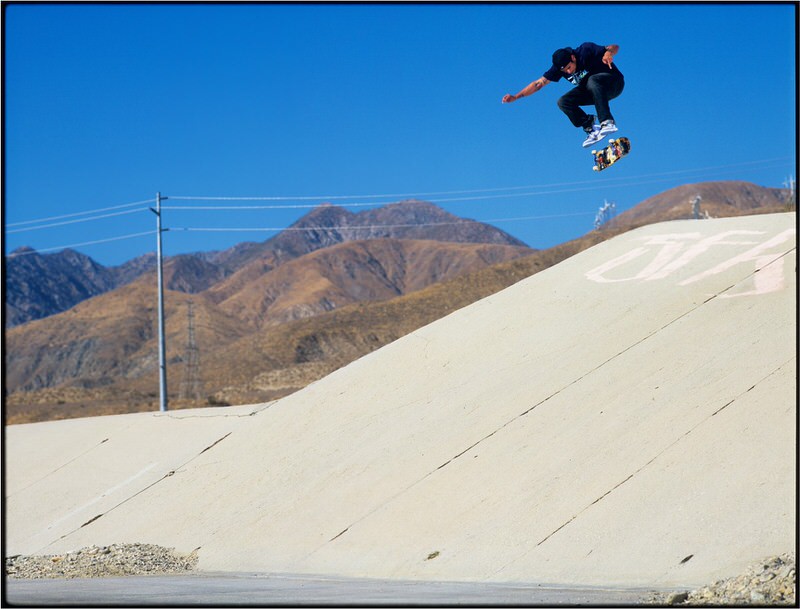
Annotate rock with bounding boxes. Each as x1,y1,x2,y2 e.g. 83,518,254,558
666,591,689,604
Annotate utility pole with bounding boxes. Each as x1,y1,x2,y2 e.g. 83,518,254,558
180,300,203,402
151,192,169,412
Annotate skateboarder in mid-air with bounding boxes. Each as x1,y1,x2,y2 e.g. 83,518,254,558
502,42,625,148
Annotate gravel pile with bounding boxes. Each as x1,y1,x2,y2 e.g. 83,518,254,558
652,553,795,606
5,543,198,579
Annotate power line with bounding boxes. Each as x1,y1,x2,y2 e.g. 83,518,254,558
6,198,155,227
5,155,793,229
163,156,794,205
485,211,594,223
5,230,156,257
162,172,784,212
162,187,621,210
166,181,603,202
4,206,592,256
6,207,150,234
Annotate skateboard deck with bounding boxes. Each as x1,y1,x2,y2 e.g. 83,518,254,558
592,137,631,171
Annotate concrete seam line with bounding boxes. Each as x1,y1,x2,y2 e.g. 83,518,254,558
6,438,110,500
45,433,234,552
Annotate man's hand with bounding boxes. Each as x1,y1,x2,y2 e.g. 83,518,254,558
503,77,548,103
602,44,619,69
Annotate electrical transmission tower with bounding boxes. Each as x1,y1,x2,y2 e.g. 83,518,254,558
179,300,203,401
594,199,616,230
691,195,702,219
784,176,796,208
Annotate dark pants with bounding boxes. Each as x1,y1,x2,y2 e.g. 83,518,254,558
557,72,625,130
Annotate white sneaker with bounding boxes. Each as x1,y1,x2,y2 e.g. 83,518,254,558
598,120,618,137
582,125,604,148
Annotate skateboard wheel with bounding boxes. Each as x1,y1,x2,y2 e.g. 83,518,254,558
609,139,615,143
591,150,597,154
593,166,599,171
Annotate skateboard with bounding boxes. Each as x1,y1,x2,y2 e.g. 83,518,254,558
591,137,631,171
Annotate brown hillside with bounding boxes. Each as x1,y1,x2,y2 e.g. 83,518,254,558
3,280,251,416
162,254,233,293
209,239,532,327
5,200,527,329
609,180,790,228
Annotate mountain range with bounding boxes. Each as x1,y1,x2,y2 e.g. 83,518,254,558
4,181,793,423
4,200,527,328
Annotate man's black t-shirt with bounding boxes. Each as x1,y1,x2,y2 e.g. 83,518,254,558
543,42,623,86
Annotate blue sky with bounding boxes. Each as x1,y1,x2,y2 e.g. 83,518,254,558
4,2,796,266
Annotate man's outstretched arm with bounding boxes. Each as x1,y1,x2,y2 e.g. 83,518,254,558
502,76,550,103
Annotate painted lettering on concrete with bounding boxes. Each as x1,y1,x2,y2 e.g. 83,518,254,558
585,228,795,297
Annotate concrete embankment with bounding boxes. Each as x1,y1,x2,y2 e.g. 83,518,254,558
5,213,795,589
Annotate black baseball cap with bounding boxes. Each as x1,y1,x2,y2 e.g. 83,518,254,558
552,48,574,69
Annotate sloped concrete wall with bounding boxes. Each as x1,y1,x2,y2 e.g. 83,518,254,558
5,213,795,588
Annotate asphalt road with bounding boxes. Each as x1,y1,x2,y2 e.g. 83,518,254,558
4,572,666,606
